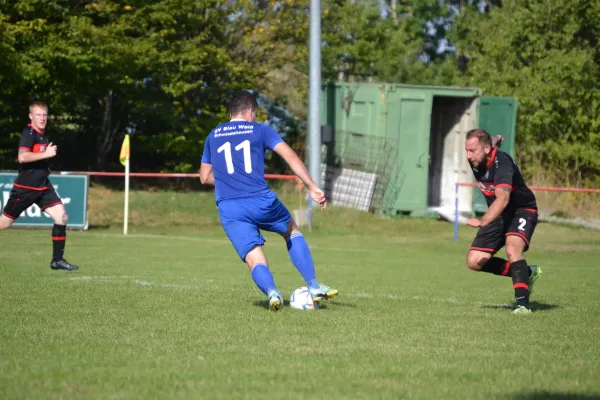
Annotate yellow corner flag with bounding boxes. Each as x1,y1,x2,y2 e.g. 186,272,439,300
119,134,130,166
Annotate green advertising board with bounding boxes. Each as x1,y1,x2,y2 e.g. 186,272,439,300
0,172,88,229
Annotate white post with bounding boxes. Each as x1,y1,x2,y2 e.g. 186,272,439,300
123,157,130,235
307,0,321,232
308,0,321,189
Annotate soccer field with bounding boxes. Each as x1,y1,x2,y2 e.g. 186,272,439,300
1,189,599,399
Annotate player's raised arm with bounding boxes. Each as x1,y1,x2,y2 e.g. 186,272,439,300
272,142,313,187
272,141,326,209
18,142,57,164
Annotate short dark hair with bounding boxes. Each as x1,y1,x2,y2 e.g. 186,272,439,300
229,90,258,116
29,100,48,113
466,129,492,146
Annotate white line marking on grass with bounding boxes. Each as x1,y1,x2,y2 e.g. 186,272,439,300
70,275,139,281
70,275,199,291
90,232,228,244
161,283,199,290
70,276,103,280
135,280,155,286
70,275,118,282
84,232,369,252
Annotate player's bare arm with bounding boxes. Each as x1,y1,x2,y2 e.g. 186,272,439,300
480,186,511,227
272,142,327,209
272,142,314,188
199,162,214,185
17,142,57,163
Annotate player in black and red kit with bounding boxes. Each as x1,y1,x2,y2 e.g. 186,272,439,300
465,129,541,314
0,101,79,271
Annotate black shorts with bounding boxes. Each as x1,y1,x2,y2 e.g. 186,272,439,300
470,208,538,254
2,185,62,220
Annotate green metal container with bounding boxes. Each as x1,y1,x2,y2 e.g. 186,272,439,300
474,96,518,213
320,82,518,216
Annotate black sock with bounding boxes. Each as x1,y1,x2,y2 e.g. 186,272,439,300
52,224,66,261
481,257,512,277
511,260,530,307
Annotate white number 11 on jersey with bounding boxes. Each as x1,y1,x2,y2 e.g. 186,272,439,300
217,140,252,174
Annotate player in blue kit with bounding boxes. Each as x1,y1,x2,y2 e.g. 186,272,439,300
200,91,338,312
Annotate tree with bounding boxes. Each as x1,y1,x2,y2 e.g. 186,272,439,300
0,12,23,167
0,0,303,172
454,0,600,184
320,0,461,86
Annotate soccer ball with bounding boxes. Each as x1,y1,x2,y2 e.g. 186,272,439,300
290,287,317,310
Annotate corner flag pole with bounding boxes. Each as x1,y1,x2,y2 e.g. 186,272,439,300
119,134,131,235
124,157,130,235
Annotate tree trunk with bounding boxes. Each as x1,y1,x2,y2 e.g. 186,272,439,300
96,89,121,171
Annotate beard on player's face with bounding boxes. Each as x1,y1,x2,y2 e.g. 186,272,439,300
468,156,486,169
467,150,487,169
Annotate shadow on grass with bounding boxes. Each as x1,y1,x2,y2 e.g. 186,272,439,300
252,299,355,310
482,301,561,312
88,224,111,230
507,391,600,400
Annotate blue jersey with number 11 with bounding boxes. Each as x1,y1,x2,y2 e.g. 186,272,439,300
201,120,283,204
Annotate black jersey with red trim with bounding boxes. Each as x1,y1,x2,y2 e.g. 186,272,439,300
471,148,537,211
14,124,51,189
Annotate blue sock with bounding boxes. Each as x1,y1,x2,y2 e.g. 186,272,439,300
251,264,277,296
286,232,318,289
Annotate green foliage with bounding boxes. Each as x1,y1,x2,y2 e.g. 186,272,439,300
320,0,458,85
0,0,305,172
454,0,600,184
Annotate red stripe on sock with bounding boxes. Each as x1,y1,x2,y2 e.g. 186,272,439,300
513,283,529,290
502,262,511,276
52,236,66,241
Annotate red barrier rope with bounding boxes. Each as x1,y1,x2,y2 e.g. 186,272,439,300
59,171,299,180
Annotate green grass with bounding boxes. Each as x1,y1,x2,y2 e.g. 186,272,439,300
1,187,600,399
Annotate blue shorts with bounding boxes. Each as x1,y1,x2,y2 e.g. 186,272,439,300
217,191,292,261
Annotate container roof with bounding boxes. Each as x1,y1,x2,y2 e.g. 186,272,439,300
323,81,481,97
